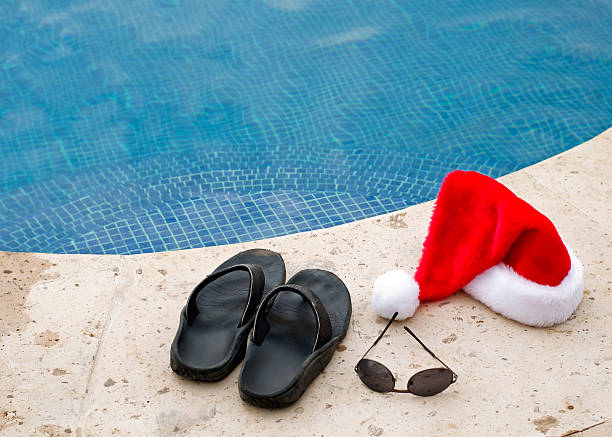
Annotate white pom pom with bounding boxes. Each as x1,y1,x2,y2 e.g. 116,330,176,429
372,270,420,320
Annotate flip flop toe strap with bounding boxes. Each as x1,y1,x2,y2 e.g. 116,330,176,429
251,284,333,352
185,264,265,327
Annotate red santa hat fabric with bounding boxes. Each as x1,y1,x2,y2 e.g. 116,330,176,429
372,170,583,327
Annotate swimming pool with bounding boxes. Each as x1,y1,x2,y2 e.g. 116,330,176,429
1,1,610,254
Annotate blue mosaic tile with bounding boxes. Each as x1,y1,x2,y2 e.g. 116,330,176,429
0,0,611,254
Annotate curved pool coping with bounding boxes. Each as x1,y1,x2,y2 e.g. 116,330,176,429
1,128,611,436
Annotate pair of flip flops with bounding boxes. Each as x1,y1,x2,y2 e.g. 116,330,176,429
170,249,352,408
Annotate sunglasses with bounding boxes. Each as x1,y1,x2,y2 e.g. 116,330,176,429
355,312,458,396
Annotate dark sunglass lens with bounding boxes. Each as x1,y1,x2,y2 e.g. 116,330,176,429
407,368,453,396
356,359,395,393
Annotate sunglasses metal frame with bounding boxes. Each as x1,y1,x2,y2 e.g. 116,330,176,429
354,312,458,394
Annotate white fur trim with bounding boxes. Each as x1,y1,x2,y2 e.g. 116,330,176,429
463,247,583,327
372,270,420,320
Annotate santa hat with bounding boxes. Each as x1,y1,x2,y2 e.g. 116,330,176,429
373,170,584,327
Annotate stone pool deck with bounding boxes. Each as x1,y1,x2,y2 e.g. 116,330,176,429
1,128,611,437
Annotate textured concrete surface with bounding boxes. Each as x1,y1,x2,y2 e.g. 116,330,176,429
1,128,611,436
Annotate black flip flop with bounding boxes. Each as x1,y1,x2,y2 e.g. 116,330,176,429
170,249,286,381
238,269,351,408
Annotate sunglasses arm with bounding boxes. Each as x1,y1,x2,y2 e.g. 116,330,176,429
354,312,398,372
403,326,458,382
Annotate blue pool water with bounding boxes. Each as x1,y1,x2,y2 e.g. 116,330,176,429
1,1,611,254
